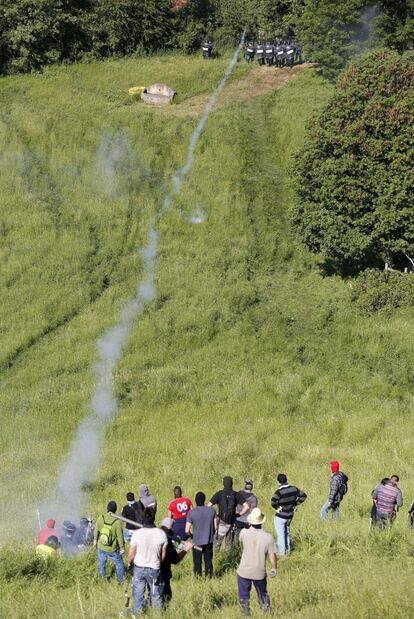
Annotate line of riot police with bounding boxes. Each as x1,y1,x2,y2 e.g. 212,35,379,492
245,40,302,68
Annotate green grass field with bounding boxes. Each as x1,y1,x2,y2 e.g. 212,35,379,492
0,53,413,618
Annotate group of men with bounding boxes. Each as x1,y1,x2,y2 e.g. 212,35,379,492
92,477,278,616
246,40,302,67
36,462,414,616
35,517,93,558
91,465,349,616
201,39,302,68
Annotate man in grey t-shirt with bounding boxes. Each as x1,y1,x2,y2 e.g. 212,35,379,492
237,508,277,615
185,491,216,577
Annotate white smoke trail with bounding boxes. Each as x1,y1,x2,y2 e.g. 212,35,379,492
95,132,130,196
160,30,246,215
42,30,246,524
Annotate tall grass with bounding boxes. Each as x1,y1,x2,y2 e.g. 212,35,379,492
0,55,413,617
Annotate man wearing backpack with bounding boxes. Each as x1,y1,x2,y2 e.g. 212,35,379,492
94,500,125,583
271,473,307,556
208,476,249,551
320,461,349,521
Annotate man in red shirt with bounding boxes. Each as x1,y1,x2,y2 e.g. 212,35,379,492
35,518,61,545
167,486,193,540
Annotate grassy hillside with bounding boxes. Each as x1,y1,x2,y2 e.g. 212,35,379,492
1,54,414,618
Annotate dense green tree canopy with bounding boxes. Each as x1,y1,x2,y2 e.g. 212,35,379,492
0,1,413,76
291,50,414,273
298,0,368,80
375,0,414,52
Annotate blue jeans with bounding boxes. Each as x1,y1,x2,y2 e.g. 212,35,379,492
274,516,291,556
375,511,393,529
131,566,163,614
97,549,125,583
320,501,339,521
123,529,133,543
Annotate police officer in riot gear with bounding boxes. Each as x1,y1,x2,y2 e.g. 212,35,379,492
274,40,283,68
265,41,274,67
202,39,213,59
286,40,295,68
256,41,265,66
245,41,255,62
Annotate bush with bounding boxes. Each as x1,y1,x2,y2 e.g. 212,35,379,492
352,269,414,314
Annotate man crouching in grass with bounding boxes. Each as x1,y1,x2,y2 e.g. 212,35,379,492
236,508,277,616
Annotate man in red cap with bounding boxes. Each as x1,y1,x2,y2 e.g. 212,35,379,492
320,461,348,521
35,518,61,545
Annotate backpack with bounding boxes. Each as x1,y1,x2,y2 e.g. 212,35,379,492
218,491,237,524
99,516,115,546
336,473,349,501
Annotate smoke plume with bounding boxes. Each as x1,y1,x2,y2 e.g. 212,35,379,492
41,30,246,525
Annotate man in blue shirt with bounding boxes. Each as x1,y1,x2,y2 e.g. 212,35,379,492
185,492,216,577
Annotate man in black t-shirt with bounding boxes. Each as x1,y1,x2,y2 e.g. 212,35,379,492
208,476,249,551
160,518,192,603
121,492,144,542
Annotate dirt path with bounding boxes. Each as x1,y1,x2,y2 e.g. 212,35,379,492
159,63,315,117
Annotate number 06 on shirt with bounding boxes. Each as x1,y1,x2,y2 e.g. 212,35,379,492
168,497,193,520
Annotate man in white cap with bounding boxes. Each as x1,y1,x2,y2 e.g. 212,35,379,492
236,507,277,616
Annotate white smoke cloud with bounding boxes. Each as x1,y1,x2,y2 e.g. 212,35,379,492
40,30,246,526
352,5,381,54
95,132,130,196
189,206,206,224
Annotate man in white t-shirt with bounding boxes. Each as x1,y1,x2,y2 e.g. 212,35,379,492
127,507,168,613
237,508,277,616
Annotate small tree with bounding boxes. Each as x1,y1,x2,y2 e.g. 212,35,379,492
291,50,414,274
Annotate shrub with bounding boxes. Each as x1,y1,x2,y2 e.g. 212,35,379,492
352,269,414,314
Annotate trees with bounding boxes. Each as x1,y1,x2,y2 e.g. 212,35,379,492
298,0,368,80
374,0,414,52
0,0,173,71
88,0,145,58
0,0,93,73
0,0,67,73
291,50,414,274
0,1,412,76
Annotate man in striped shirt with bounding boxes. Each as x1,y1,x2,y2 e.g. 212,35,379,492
372,475,403,528
271,474,307,556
